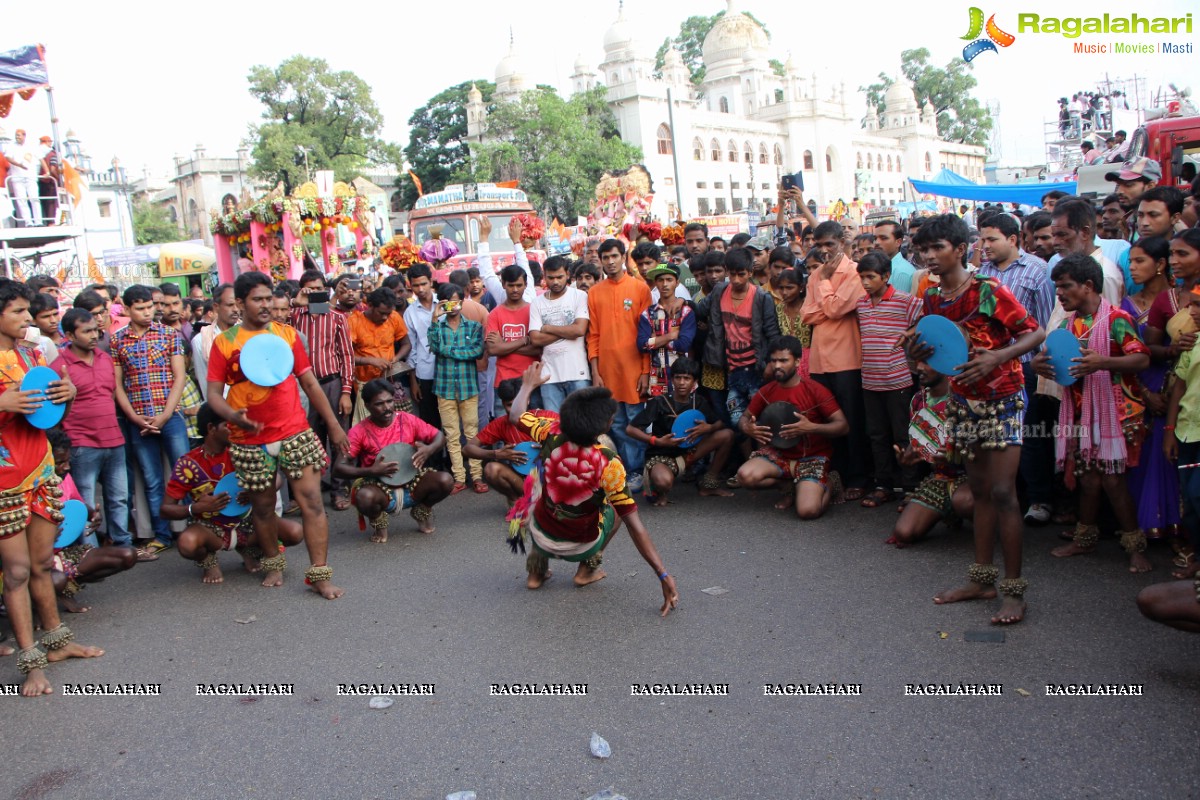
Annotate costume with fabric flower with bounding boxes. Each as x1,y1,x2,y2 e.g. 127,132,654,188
505,413,637,563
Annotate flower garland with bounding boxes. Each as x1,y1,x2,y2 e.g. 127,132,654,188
380,235,421,270
660,224,684,246
513,213,545,243
209,195,369,237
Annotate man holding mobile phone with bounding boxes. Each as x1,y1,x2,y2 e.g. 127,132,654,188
291,269,356,509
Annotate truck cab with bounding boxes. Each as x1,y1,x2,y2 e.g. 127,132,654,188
407,183,542,277
1077,113,1200,195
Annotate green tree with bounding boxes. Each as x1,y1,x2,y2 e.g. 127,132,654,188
465,86,642,222
653,11,771,85
399,80,496,210
246,55,395,193
132,200,179,245
860,48,993,148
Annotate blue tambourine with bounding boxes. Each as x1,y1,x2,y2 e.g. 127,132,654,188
671,409,707,449
213,473,251,517
511,441,540,476
57,499,88,549
20,365,65,429
915,315,970,377
239,333,294,387
1044,328,1084,387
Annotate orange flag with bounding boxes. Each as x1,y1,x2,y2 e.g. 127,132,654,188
63,160,85,205
495,180,519,189
87,252,105,284
407,170,424,197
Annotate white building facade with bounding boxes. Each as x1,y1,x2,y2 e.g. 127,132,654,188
469,0,986,220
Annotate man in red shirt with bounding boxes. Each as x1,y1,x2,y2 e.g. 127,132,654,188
485,264,542,417
206,272,350,600
738,336,849,520
52,308,132,548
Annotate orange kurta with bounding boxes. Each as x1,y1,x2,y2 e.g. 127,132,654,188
586,273,651,404
800,255,865,375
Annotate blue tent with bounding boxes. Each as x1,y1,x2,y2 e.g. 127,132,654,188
909,168,1077,206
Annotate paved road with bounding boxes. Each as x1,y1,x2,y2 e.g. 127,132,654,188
2,485,1198,800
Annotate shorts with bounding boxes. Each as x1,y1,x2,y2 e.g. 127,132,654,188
643,454,686,487
948,391,1025,458
195,515,256,551
751,450,830,486
229,429,327,492
0,471,64,540
910,473,968,520
350,475,421,513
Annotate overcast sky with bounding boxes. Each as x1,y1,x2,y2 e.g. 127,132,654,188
5,0,1195,187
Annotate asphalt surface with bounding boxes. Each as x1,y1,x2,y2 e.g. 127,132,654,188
2,484,1198,800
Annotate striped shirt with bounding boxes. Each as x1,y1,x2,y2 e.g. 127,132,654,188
855,286,923,391
978,250,1053,363
290,306,355,393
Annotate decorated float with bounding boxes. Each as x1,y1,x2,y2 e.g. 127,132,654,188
208,180,375,283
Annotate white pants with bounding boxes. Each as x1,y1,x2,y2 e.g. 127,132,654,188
8,175,39,226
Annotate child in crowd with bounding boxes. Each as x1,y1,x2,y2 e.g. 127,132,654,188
429,283,485,494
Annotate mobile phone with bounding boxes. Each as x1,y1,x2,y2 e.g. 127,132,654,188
782,172,804,192
308,290,331,315
345,279,362,291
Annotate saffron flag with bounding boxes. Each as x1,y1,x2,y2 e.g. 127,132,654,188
495,180,519,189
87,252,105,284
407,170,424,197
62,160,85,205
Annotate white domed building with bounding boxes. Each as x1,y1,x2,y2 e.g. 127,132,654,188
470,0,986,220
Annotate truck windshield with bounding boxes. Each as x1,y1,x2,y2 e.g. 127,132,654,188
411,214,518,255
412,218,467,251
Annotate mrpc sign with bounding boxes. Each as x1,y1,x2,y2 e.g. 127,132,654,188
958,7,1193,60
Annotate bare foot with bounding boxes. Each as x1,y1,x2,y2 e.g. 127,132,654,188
933,582,997,605
526,569,552,590
261,569,284,588
202,563,224,584
991,596,1026,625
47,641,105,662
1051,541,1095,558
651,494,670,507
415,515,436,534
309,580,344,599
699,485,734,498
0,644,13,657
773,493,794,511
21,668,53,696
370,528,388,544
60,596,91,613
241,552,261,573
574,564,607,587
1129,552,1153,574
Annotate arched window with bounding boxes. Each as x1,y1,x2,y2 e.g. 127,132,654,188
865,153,873,170
719,96,730,113
886,155,893,172
728,140,737,162
759,143,769,164
711,139,722,161
610,72,619,85
693,138,704,161
656,123,673,156
743,142,753,163
825,152,833,172
168,206,178,223
774,144,783,166
925,152,932,172
803,150,814,170
896,155,903,172
856,152,863,169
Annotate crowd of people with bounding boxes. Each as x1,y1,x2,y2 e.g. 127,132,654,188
3,168,1200,697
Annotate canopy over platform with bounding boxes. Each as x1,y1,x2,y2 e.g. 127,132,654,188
908,169,1077,207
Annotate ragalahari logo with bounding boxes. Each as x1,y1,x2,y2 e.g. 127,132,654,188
961,7,1016,61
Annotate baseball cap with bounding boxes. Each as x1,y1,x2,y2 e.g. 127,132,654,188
644,263,680,281
745,234,773,252
1105,157,1162,183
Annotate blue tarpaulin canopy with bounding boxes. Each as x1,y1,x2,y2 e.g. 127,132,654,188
0,45,49,95
909,168,1077,206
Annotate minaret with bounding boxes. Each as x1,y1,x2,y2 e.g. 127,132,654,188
466,83,485,140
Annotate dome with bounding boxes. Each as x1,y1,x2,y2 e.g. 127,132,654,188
663,46,684,69
702,0,769,66
603,3,636,53
922,99,936,116
573,53,591,73
495,45,521,83
467,83,482,103
883,77,917,112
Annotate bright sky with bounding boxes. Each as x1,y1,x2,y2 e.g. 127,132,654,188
5,0,1195,188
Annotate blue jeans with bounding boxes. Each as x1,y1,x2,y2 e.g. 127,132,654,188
124,412,189,545
726,366,762,428
70,445,131,546
609,401,647,474
539,379,591,413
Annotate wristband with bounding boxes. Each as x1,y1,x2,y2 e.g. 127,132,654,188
650,436,657,446
658,571,669,581
1165,425,1176,432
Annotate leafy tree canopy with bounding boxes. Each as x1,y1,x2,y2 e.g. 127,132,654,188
860,48,993,149
132,200,179,245
398,80,496,210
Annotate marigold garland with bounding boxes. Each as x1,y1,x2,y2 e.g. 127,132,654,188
513,213,545,242
660,224,685,246
379,235,421,269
